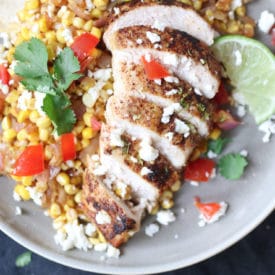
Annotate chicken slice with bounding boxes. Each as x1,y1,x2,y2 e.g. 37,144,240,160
82,168,141,248
105,96,201,169
112,59,215,136
104,0,215,45
106,26,222,99
100,124,180,203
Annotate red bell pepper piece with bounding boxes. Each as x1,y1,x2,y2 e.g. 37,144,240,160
194,197,221,221
141,56,170,80
0,64,10,85
213,82,230,105
61,133,76,161
13,144,44,176
91,117,101,131
71,33,99,62
184,158,215,182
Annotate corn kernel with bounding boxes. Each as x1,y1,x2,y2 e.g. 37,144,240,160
93,0,109,10
227,21,240,33
56,172,70,186
1,116,11,130
11,175,21,182
71,176,81,185
21,27,31,40
65,208,77,221
39,16,48,32
14,184,31,200
160,190,173,200
149,203,159,215
39,128,50,141
209,128,221,140
5,92,18,104
22,176,33,186
25,0,40,10
62,11,74,27
236,6,246,17
56,29,66,44
3,129,17,143
83,112,93,127
36,181,48,193
89,237,100,245
17,129,28,141
72,17,85,29
74,191,82,204
170,180,181,192
91,48,102,58
82,127,95,139
83,20,93,32
29,110,40,123
98,231,106,243
64,184,78,195
161,198,174,209
17,110,30,123
66,199,75,208
50,203,62,218
81,139,90,148
91,8,102,18
36,116,51,129
91,27,102,39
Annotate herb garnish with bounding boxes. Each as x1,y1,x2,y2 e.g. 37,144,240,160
208,137,231,155
15,251,32,267
218,153,248,179
14,38,82,135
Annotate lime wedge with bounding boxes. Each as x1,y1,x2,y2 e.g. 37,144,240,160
212,35,275,124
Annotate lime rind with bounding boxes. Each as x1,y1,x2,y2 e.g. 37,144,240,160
212,35,275,124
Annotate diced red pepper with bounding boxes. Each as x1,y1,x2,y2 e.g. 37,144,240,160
13,144,44,176
0,64,10,85
214,109,240,130
184,158,215,182
61,133,76,161
213,82,230,105
271,26,275,46
194,197,221,221
141,56,170,80
91,117,101,131
71,33,99,63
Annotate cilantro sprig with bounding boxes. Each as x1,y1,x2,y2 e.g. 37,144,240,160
208,137,231,155
218,153,248,180
14,38,82,135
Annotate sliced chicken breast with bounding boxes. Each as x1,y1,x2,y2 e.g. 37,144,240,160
112,59,215,136
82,169,141,247
105,96,200,168
104,0,215,45
107,26,222,99
100,124,180,203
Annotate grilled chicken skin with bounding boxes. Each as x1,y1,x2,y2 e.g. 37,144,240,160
106,96,201,169
82,169,141,247
100,124,180,201
104,0,215,45
112,59,215,136
106,26,222,99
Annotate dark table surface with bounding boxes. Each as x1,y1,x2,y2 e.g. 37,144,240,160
0,211,274,275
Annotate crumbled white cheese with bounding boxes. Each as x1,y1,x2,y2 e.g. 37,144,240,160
190,181,199,187
57,5,68,17
0,33,11,49
161,103,182,124
93,165,108,176
46,4,55,17
91,154,100,162
110,129,124,147
106,245,120,258
34,92,46,115
233,92,246,105
13,191,21,202
165,89,178,96
236,105,246,117
240,149,248,157
164,132,174,142
85,223,96,237
154,44,162,49
54,221,92,251
207,150,218,159
140,167,153,176
106,89,113,95
234,50,242,66
163,55,178,67
152,20,166,31
146,31,161,44
144,53,151,62
136,38,143,45
94,243,108,252
113,7,120,15
62,28,73,44
198,202,228,227
0,83,9,95
26,187,43,206
145,223,160,237
17,90,32,110
174,119,190,137
258,117,275,143
231,0,242,10
156,210,176,225
258,10,275,33
115,181,128,198
95,210,111,225
130,156,138,163
154,79,162,85
92,68,112,82
164,76,179,84
15,206,22,216
139,139,159,162
85,0,94,11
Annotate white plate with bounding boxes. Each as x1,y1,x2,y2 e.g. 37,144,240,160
0,1,274,274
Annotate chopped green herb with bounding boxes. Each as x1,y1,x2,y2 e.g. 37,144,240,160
122,141,131,155
197,103,206,113
218,153,248,179
137,155,144,166
15,251,32,267
177,87,183,95
180,97,189,109
208,137,231,155
14,38,82,135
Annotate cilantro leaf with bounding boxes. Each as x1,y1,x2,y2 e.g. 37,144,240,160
43,93,76,135
14,38,55,94
218,153,248,180
54,47,82,91
208,137,231,155
15,251,32,267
